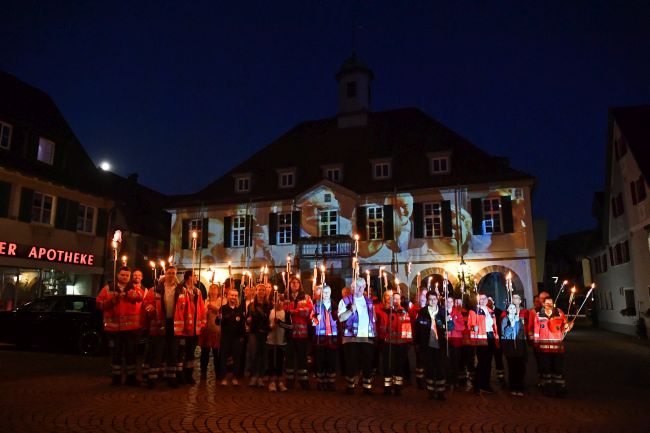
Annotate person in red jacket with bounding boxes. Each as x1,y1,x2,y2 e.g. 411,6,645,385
179,270,206,385
467,293,499,395
285,276,313,390
446,296,467,387
533,297,571,397
96,266,144,386
142,266,189,388
381,292,412,396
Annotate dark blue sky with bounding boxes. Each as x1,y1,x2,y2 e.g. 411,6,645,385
4,1,650,238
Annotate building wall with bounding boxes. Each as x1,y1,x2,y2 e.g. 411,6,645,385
168,181,536,308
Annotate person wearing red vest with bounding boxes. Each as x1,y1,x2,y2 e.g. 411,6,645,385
180,270,206,385
311,284,338,391
285,276,313,390
142,266,189,389
446,296,467,387
467,293,499,395
131,269,152,385
533,297,571,397
96,266,144,386
529,291,550,388
409,289,428,389
380,292,412,396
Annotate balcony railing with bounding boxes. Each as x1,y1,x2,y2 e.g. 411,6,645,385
296,235,354,258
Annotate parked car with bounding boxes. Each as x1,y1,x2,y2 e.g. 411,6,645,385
0,295,105,356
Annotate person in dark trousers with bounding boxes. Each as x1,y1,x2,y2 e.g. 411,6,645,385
246,283,271,387
414,291,447,401
218,288,246,386
501,302,527,396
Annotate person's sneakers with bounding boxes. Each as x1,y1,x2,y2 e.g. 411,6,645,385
516,392,525,397
110,376,121,386
510,391,518,397
363,388,373,396
481,387,495,394
147,380,157,390
231,378,239,386
249,376,258,387
125,375,140,387
200,372,207,380
220,378,228,386
278,381,288,392
268,381,277,392
167,378,179,389
435,392,446,401
257,378,266,388
345,387,355,395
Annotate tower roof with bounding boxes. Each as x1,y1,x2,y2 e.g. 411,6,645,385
335,52,374,81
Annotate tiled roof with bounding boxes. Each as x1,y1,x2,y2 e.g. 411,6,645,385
611,105,650,180
171,107,534,207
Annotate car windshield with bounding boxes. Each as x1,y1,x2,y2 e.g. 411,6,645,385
55,298,92,313
19,298,54,312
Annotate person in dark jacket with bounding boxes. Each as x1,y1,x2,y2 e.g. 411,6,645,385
246,284,271,387
218,289,246,386
414,291,447,401
501,302,527,396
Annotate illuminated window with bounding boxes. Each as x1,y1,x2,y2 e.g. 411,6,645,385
32,192,54,224
189,219,203,247
77,205,95,233
0,121,12,150
367,206,384,240
235,176,250,193
231,216,246,247
37,137,55,165
277,213,292,245
320,210,338,254
424,202,442,237
482,198,502,233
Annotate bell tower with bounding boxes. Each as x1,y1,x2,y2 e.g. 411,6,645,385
336,52,374,128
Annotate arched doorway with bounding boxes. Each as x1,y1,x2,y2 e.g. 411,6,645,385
474,266,525,311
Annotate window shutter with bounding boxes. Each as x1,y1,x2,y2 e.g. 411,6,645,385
412,202,423,238
356,206,367,240
223,216,232,248
18,187,34,223
96,208,108,235
55,198,68,229
291,211,301,244
201,218,209,248
500,195,514,233
0,181,11,218
181,219,190,249
471,198,483,235
66,200,79,231
441,200,453,237
246,215,253,247
630,182,637,205
26,135,38,161
268,212,277,246
383,204,394,241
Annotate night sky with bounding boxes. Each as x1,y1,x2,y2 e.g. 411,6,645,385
4,1,650,239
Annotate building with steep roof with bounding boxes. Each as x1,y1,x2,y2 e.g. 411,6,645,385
0,71,169,309
168,55,538,307
589,105,650,335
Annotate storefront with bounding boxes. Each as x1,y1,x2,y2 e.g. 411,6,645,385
0,241,104,311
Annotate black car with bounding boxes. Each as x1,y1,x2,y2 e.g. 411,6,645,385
0,295,105,355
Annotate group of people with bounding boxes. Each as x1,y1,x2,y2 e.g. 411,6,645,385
96,266,573,399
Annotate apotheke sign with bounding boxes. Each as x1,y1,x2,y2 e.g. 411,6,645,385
0,241,95,266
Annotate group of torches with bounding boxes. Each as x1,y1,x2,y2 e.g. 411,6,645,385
111,230,596,337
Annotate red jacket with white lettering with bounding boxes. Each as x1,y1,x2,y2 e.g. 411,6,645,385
448,306,467,348
286,291,313,339
533,307,567,353
142,282,190,336
96,283,144,332
385,307,412,345
467,307,499,347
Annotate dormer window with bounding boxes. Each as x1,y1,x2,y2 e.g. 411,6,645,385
278,170,296,189
372,160,391,180
428,152,451,175
234,175,251,193
37,137,55,165
323,165,343,183
0,121,12,150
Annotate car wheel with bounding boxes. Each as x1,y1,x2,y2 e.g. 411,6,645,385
78,330,103,356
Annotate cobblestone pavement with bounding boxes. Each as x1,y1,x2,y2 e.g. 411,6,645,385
0,322,647,433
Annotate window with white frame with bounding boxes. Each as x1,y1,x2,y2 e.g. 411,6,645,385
231,216,246,247
278,171,295,188
235,176,250,193
77,204,95,233
320,210,338,254
325,167,341,183
32,192,54,224
189,219,203,247
277,212,292,245
424,202,442,237
367,206,384,240
482,198,502,233
430,156,450,174
37,137,55,165
373,161,391,179
0,121,12,150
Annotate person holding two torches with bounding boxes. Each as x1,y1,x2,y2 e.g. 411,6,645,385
310,284,339,391
468,293,500,395
285,275,313,390
179,270,206,385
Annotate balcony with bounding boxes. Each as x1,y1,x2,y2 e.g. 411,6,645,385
296,235,353,258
